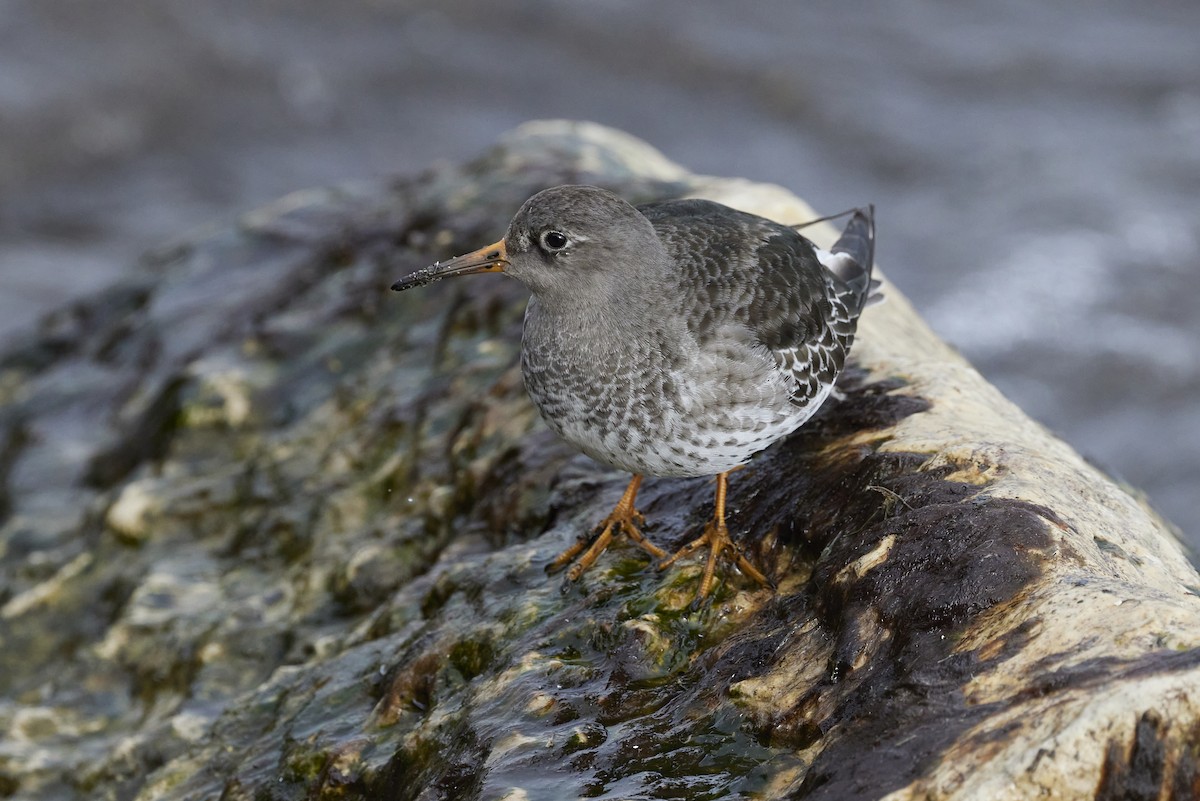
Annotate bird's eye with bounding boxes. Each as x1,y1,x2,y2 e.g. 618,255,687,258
540,230,569,252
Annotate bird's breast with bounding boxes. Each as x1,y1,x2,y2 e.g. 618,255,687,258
521,305,681,471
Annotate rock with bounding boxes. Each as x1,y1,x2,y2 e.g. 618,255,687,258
1,120,1198,800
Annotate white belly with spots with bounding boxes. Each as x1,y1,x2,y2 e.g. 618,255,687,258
528,343,834,478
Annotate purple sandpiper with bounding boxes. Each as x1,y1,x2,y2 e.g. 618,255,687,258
392,185,876,600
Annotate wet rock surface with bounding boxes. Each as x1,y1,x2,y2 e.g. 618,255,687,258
1,121,1198,800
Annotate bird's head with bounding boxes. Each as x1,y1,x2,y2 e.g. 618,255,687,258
391,185,665,305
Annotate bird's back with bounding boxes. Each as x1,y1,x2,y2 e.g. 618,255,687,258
637,199,875,412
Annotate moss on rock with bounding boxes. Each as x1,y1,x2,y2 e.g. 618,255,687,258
0,121,1198,800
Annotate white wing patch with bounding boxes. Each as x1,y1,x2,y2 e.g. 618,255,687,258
813,247,857,279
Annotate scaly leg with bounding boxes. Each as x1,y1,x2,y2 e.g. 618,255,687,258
547,475,666,581
658,471,770,600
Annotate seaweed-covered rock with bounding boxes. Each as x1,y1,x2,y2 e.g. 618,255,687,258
1,121,1197,801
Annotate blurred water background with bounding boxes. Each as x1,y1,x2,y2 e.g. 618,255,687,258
2,0,1198,553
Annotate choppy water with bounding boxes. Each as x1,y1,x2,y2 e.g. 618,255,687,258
3,0,1198,550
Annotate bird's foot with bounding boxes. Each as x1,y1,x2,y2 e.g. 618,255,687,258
658,518,770,603
546,475,664,583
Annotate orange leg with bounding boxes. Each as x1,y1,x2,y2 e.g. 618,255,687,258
547,474,666,581
658,471,770,601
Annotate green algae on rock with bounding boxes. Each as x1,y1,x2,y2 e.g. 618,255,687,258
1,121,1199,800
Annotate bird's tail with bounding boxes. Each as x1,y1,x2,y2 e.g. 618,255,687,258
828,205,879,313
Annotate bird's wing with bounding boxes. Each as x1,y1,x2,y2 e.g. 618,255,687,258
639,199,862,407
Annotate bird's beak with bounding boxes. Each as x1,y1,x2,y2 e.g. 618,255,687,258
390,239,508,292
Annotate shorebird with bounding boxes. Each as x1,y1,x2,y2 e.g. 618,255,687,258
392,185,875,600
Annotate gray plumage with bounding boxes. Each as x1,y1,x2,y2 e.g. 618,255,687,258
498,185,876,478
391,184,878,595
